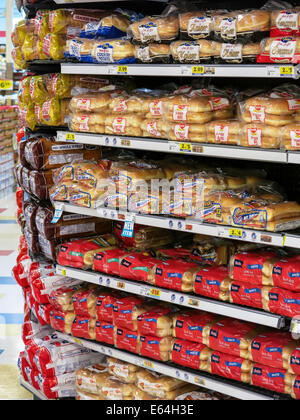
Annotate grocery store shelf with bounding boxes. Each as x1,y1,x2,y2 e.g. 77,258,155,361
55,332,288,400
56,131,288,163
287,152,300,165
54,201,288,247
56,265,286,329
19,377,47,400
60,63,300,79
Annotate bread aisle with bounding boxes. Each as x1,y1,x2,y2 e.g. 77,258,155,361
9,0,300,403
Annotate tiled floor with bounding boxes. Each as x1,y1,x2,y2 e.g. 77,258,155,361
0,193,31,399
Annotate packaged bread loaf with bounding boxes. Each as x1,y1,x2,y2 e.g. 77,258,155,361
213,10,270,43
281,123,300,150
229,280,269,310
56,235,118,269
91,39,135,64
42,33,66,60
250,363,293,395
112,296,149,331
171,338,210,370
48,9,109,35
129,14,179,44
81,12,131,40
49,309,75,335
137,307,173,337
12,47,27,70
65,38,97,62
203,318,260,358
96,290,122,323
172,310,218,344
93,248,127,276
136,370,186,398
107,357,139,384
192,266,231,301
205,349,253,383
248,331,299,370
22,32,38,61
241,123,281,148
114,326,139,354
271,8,300,37
11,19,27,47
213,42,260,63
29,169,55,200
139,335,173,361
266,255,300,292
179,11,214,40
102,377,138,400
170,40,215,63
153,260,199,292
49,284,84,312
71,316,96,340
206,120,241,145
134,43,171,63
118,253,160,284
76,366,109,396
95,320,115,345
258,36,300,63
72,287,101,318
262,286,300,318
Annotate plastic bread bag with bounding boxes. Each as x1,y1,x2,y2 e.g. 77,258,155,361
192,265,231,302
280,123,300,150
107,357,140,384
109,92,158,116
12,46,27,69
262,286,300,318
167,121,207,143
70,76,111,96
171,40,215,63
170,338,210,371
139,335,173,362
34,10,50,39
213,10,271,44
114,326,140,354
81,12,131,40
172,310,218,344
19,103,36,131
22,33,39,61
29,75,50,105
257,36,300,63
248,331,299,371
48,9,109,35
153,260,200,293
229,280,269,310
206,120,241,145
105,114,143,137
240,123,281,149
179,10,215,40
43,33,66,60
271,6,300,37
65,38,95,62
76,366,109,395
49,309,75,335
56,235,117,270
205,349,253,384
101,377,138,400
69,90,118,113
135,369,187,398
213,42,260,64
11,19,27,47
43,73,75,99
71,316,96,341
250,363,293,395
128,6,179,44
141,119,168,139
91,38,135,64
112,296,150,331
134,43,171,63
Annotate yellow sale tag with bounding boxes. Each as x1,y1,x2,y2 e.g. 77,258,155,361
73,338,82,345
61,269,66,276
194,377,205,386
117,281,125,289
180,143,192,152
65,133,76,141
150,288,161,298
280,66,294,76
143,360,154,369
117,65,128,74
0,80,13,90
192,66,205,74
229,228,243,238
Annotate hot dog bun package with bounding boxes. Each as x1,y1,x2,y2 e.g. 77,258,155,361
258,36,300,63
192,265,231,301
75,366,109,396
136,370,187,399
179,11,215,40
203,318,260,358
137,306,174,337
250,363,293,395
71,316,96,340
172,310,218,344
112,296,150,331
205,349,253,383
171,338,210,370
49,309,75,335
114,327,139,354
107,357,140,384
139,335,173,362
271,7,300,37
56,235,117,270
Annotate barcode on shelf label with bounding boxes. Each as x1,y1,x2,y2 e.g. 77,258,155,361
65,133,76,142
229,228,243,238
150,288,161,298
280,66,294,76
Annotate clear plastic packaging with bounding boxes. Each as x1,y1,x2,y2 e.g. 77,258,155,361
241,123,281,148
281,123,300,150
91,38,135,64
257,36,300,63
206,120,242,145
213,42,260,63
134,43,171,63
270,7,300,37
170,40,215,63
42,33,66,60
179,11,214,40
80,13,131,40
128,14,179,44
48,9,109,35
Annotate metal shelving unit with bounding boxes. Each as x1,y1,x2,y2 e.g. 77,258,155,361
56,265,286,329
57,131,289,163
55,331,289,401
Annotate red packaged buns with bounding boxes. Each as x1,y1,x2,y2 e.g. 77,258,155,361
114,327,139,354
139,335,173,362
137,307,173,337
93,249,127,276
171,338,210,370
193,265,231,301
95,321,114,345
172,310,218,344
112,296,148,331
229,280,266,310
250,363,293,395
71,316,96,340
206,350,253,383
154,260,199,292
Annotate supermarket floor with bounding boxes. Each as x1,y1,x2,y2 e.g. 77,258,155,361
0,193,31,399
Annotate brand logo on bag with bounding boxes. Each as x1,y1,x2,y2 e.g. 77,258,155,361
273,266,282,275
176,320,183,328
234,259,243,268
231,284,240,292
253,367,262,376
251,341,261,351
173,343,182,352
269,293,279,301
211,355,220,363
210,329,218,339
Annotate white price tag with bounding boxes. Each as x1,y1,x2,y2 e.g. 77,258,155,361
291,318,300,339
51,203,64,224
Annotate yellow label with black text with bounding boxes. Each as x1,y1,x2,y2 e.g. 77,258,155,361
117,65,128,74
150,288,161,298
229,228,243,238
61,269,66,276
117,281,125,289
65,133,76,142
143,360,154,369
280,66,294,76
0,80,13,90
192,66,205,74
180,143,192,152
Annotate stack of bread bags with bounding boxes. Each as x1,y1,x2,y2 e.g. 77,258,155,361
161,87,233,143
229,249,300,320
238,84,300,149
